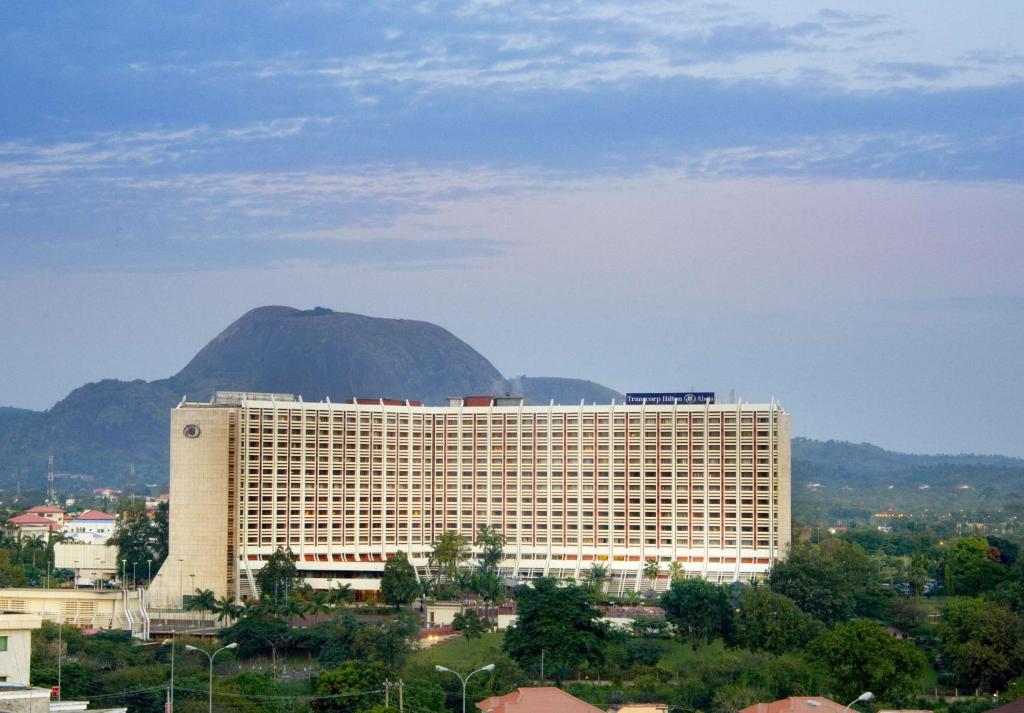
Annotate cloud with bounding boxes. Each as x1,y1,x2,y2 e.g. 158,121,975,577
874,62,959,81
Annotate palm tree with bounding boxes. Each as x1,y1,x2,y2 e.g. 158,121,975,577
329,582,353,608
186,588,217,624
584,562,609,593
305,590,333,619
643,558,660,583
667,561,684,582
213,595,241,625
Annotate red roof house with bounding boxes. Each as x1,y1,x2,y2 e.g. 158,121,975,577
477,687,604,713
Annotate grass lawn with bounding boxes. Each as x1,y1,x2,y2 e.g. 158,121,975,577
407,631,505,671
657,637,726,675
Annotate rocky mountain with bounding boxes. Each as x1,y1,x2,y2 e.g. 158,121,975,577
0,306,624,487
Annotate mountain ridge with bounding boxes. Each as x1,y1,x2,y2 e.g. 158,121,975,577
0,306,625,484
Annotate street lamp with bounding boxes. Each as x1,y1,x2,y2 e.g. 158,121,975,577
435,663,495,713
185,643,238,713
806,693,875,713
161,635,176,710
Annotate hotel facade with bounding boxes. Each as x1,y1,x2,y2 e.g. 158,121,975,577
147,392,790,607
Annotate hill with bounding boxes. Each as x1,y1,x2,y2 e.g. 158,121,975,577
0,306,623,487
791,437,1024,524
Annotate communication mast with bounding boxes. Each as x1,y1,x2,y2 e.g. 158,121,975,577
47,452,55,504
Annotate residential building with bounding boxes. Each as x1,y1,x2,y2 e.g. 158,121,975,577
24,506,66,528
477,686,604,713
0,614,41,685
63,511,117,545
742,697,860,713
7,514,61,540
146,391,791,607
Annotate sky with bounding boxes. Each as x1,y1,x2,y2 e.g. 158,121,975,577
1,1,1023,456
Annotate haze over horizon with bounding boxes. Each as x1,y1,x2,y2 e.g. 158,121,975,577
2,3,1023,457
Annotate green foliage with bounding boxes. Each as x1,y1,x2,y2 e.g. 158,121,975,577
475,524,505,572
256,547,303,600
312,660,389,713
220,608,292,659
503,577,609,679
111,503,168,576
729,587,822,654
986,563,1024,614
810,619,926,703
769,540,888,623
938,597,1024,692
429,530,470,594
946,537,1008,595
584,562,609,592
452,609,487,639
380,551,419,609
659,578,734,651
187,588,217,615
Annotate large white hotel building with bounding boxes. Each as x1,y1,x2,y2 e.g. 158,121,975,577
147,391,790,607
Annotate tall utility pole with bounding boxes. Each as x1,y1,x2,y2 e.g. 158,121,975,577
129,462,136,507
47,452,55,504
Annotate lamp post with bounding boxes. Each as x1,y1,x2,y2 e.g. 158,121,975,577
177,558,184,609
161,634,176,710
806,693,875,713
189,574,196,627
185,643,238,713
147,559,152,585
435,663,495,713
121,559,127,590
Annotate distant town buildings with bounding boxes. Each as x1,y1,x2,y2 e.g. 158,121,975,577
147,391,791,607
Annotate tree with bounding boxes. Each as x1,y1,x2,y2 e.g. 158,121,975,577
584,563,609,593
305,590,334,618
946,537,1007,595
660,578,734,652
668,561,684,582
768,545,854,624
312,660,389,713
475,525,505,572
429,530,470,595
213,595,241,624
256,547,303,600
938,597,1024,692
220,608,291,671
503,577,609,679
729,587,821,655
643,559,661,583
186,588,216,622
452,609,487,639
111,505,166,577
810,619,925,702
380,551,419,609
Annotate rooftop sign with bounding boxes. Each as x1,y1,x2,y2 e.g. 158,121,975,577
625,392,715,405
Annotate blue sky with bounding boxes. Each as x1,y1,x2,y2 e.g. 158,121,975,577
2,1,1023,456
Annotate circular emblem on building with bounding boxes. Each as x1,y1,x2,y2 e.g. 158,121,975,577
683,394,697,404
182,424,201,438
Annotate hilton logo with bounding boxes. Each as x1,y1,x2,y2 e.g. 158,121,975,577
182,424,201,438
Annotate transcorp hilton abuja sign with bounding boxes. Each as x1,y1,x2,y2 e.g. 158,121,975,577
625,392,716,405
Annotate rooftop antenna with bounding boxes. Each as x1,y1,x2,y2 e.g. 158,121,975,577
47,451,55,504
729,388,735,404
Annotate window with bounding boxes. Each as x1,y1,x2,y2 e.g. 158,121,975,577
0,636,8,652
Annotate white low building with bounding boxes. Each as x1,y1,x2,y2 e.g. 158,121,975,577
63,511,117,545
53,544,118,587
